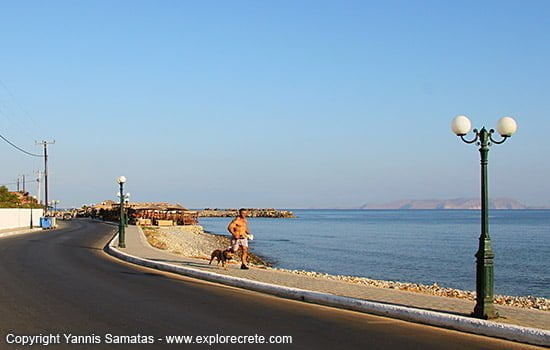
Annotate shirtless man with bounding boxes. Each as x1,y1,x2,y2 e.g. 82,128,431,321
227,208,252,270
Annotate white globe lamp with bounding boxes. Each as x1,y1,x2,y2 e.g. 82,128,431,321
451,115,472,136
496,117,517,137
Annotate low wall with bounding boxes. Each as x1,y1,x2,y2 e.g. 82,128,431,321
0,208,44,230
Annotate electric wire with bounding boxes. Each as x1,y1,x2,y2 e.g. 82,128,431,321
0,133,42,157
0,78,39,130
0,80,43,197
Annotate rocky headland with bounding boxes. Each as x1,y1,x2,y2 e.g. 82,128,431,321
141,225,549,311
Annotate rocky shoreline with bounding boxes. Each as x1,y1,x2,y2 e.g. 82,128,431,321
198,208,295,218
272,268,549,311
141,225,549,311
141,225,270,266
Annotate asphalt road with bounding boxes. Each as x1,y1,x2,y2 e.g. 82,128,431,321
0,219,543,349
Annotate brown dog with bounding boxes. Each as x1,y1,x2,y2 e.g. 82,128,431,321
209,248,233,268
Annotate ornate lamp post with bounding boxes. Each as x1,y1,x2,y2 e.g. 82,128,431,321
124,193,130,227
30,202,34,229
117,176,127,248
452,115,517,319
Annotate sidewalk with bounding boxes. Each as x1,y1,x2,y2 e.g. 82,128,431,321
114,225,549,333
0,226,42,238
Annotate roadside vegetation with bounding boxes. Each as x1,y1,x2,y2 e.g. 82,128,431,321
0,186,41,208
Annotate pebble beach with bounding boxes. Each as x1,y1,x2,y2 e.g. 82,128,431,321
141,225,270,266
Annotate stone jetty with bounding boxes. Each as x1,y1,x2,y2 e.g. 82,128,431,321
198,208,295,218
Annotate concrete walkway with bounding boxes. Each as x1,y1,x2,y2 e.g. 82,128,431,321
118,225,549,331
0,226,42,238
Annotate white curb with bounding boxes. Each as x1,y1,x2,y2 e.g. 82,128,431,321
105,232,549,347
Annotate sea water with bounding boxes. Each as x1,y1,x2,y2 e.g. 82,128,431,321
199,210,549,298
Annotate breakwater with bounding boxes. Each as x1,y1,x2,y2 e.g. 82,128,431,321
198,208,295,218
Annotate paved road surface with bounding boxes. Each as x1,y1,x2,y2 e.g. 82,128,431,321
0,220,542,349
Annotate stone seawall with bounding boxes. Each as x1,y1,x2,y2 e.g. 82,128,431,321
198,208,295,218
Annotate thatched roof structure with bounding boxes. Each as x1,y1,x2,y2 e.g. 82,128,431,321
128,202,189,211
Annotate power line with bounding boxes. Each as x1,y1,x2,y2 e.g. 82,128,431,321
0,78,39,130
0,132,42,157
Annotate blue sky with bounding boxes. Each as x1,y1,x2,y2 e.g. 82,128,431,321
1,0,549,208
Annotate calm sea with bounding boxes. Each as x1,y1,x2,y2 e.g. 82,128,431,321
199,210,549,298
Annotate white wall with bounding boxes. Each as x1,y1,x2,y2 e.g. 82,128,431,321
0,208,45,230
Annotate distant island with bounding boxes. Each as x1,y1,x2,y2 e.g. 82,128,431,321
359,198,548,210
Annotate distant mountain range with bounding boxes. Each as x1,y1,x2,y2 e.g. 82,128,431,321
359,198,548,210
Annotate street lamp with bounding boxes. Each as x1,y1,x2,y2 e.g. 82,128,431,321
117,176,127,248
115,192,131,227
452,115,517,319
124,192,130,227
52,200,60,213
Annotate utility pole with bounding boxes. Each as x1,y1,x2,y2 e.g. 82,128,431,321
36,170,42,205
17,177,20,192
20,174,29,193
36,140,55,214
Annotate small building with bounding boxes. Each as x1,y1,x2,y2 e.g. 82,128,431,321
127,202,198,226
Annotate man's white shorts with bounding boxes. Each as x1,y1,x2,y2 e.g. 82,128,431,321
231,238,248,251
